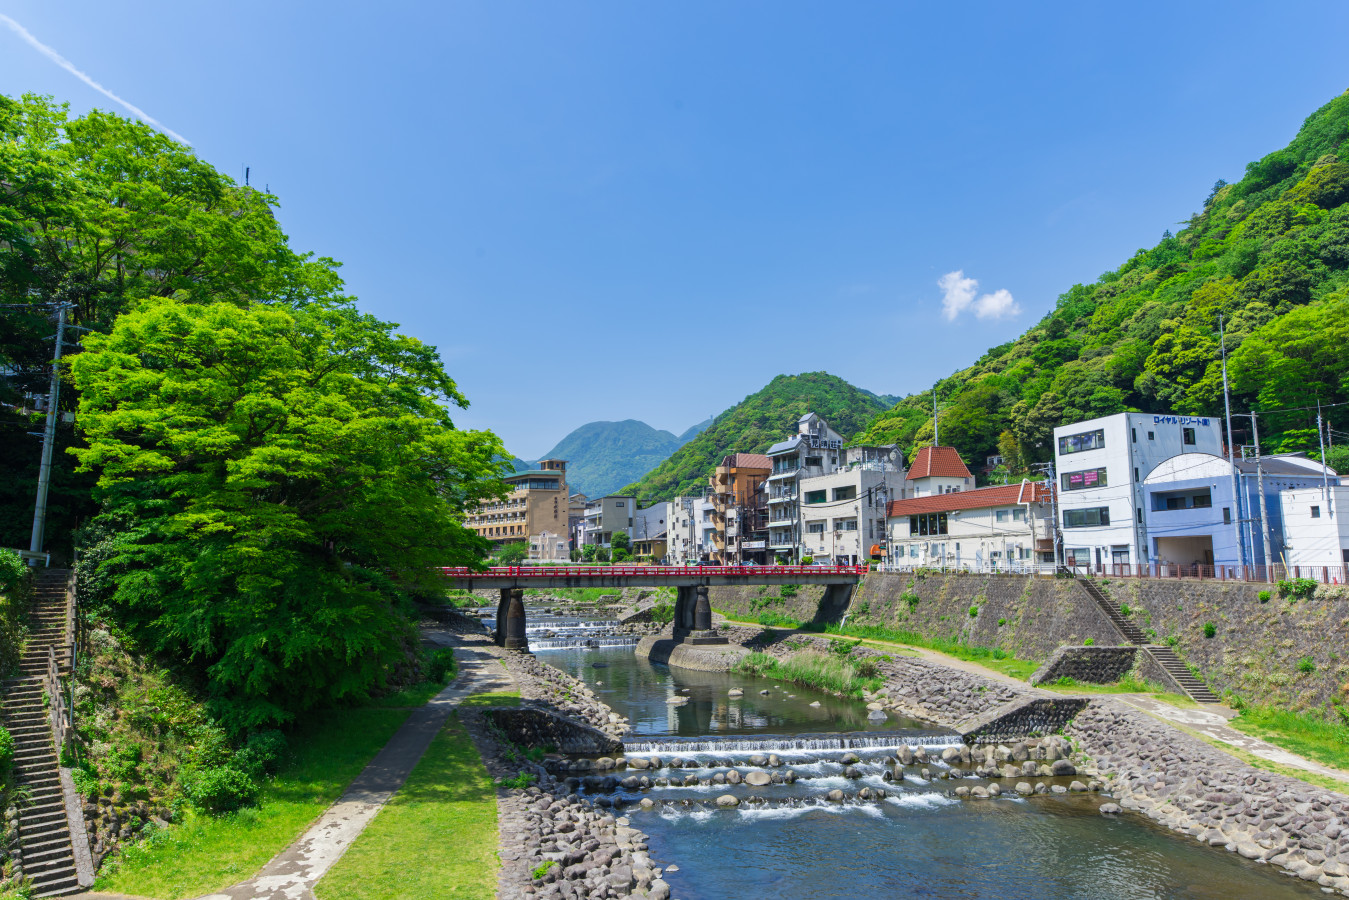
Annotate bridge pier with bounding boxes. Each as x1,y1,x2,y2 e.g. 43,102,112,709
503,588,529,651
494,589,512,647
674,585,726,646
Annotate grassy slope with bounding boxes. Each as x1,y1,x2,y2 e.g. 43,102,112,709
95,707,410,898
1228,705,1349,776
314,691,521,900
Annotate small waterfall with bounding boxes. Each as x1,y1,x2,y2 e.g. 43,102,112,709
622,731,960,755
533,635,642,650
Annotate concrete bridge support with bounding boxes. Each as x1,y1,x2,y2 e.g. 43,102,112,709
503,588,529,651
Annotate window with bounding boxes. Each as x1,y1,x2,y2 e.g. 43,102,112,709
1061,467,1108,491
1147,431,1154,441
804,489,827,504
1135,467,1140,482
1223,507,1231,524
1013,508,1026,522
804,455,823,468
615,501,625,508
995,510,1009,522
1063,507,1110,528
832,486,856,502
1183,427,1196,445
807,522,826,534
909,513,948,536
1312,505,1322,519
1132,427,1137,443
841,520,858,532
1058,429,1106,455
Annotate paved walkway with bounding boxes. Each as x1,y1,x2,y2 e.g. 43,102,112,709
190,638,515,900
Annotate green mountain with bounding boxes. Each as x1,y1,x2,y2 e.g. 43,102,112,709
676,418,714,445
532,419,687,498
856,90,1349,475
621,372,891,500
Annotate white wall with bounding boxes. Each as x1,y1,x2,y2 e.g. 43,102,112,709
1282,486,1349,569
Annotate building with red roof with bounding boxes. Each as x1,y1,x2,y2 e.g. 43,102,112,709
885,479,1056,571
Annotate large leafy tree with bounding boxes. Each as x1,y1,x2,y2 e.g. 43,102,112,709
70,296,506,729
0,93,345,553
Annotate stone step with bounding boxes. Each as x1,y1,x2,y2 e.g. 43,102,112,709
32,874,81,899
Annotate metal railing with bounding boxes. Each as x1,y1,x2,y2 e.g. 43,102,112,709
44,645,72,758
439,564,870,577
872,560,1349,585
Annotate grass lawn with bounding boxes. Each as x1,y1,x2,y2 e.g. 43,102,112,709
314,692,520,900
95,707,411,899
1228,705,1349,776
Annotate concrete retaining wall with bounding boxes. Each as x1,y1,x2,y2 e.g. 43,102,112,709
1029,646,1137,686
482,707,623,756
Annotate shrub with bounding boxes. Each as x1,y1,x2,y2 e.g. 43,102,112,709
1083,638,1095,646
532,860,558,880
780,584,799,598
236,729,288,778
757,611,800,628
1203,621,1217,638
799,556,813,566
426,648,457,683
901,592,920,610
1297,656,1316,674
853,659,880,679
1277,578,1318,601
650,602,674,625
1258,590,1271,603
0,726,12,786
997,618,1007,626
184,766,259,814
501,771,536,789
71,767,99,798
991,648,1007,660
1119,603,1132,616
968,605,979,618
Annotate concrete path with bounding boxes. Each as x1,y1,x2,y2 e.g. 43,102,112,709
192,639,515,900
1114,694,1349,784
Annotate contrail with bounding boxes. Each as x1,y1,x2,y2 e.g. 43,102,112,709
0,13,191,145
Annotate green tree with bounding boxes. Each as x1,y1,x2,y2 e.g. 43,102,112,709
69,296,506,729
580,544,597,563
496,542,528,565
611,531,631,553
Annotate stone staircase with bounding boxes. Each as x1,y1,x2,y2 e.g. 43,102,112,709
2,569,82,897
1075,577,1220,704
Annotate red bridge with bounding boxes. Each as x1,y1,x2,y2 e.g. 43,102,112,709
439,565,866,651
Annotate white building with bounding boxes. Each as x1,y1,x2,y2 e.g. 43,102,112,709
1282,485,1349,571
766,413,844,562
633,501,670,547
666,494,716,564
798,445,907,565
1053,412,1225,569
528,530,570,561
905,445,975,497
885,481,1056,570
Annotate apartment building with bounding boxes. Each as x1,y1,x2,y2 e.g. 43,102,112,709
798,445,907,564
886,481,1056,569
467,458,570,546
1282,485,1349,569
766,413,844,562
582,495,637,548
1052,413,1224,569
709,453,771,564
666,494,716,564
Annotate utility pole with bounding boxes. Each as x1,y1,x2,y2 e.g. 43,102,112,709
29,302,73,566
1219,315,1246,568
1318,400,1332,518
1033,460,1061,571
933,387,939,446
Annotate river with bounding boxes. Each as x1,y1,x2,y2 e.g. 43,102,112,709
526,610,1322,900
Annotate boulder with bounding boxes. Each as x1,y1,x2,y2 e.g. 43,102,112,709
716,794,740,808
1099,803,1121,815
841,752,860,764
728,688,744,697
826,789,846,802
725,770,743,785
748,754,768,767
1051,759,1077,777
744,771,772,787
1015,782,1033,795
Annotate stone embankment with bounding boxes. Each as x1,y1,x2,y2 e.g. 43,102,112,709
1068,699,1349,895
501,650,630,740
463,638,669,899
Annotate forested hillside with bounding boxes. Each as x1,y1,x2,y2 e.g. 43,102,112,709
857,90,1349,474
533,419,686,498
621,372,889,500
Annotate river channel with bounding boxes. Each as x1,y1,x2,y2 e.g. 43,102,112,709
521,608,1322,900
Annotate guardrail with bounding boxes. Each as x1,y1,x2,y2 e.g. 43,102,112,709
439,564,870,578
44,645,72,758
873,561,1349,585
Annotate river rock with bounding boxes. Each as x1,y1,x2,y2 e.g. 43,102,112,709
955,786,970,798
748,754,768,767
759,689,770,695
666,696,688,705
712,772,726,784
1051,759,1077,777
639,798,655,809
868,710,887,721
897,747,916,765
785,770,798,783
728,688,743,697
716,794,740,808
628,757,650,770
987,782,1002,797
1069,780,1087,792
768,754,782,767
1051,785,1068,794
843,766,861,779
971,786,989,799
595,757,615,770
744,771,772,786
725,770,743,785
810,701,821,707
1099,803,1121,815
841,752,860,764
866,702,884,711
1016,782,1032,795
826,789,845,802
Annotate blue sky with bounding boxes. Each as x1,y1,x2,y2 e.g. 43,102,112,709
3,2,1348,458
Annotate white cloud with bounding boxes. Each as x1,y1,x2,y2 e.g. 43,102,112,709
0,14,190,145
937,270,1020,321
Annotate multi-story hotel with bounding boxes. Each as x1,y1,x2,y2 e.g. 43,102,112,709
467,458,570,546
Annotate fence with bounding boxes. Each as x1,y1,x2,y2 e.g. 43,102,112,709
873,560,1349,585
439,564,870,578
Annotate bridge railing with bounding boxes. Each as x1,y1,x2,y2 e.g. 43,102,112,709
438,565,869,578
